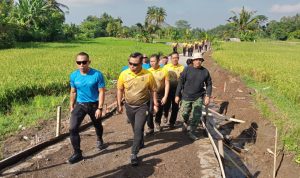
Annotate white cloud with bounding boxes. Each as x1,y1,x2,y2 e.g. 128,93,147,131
270,3,300,13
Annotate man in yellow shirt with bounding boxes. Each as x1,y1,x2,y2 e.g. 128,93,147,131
162,52,184,129
146,54,170,135
172,42,178,53
117,52,158,166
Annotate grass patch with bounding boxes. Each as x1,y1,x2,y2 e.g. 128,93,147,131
213,41,300,163
0,95,67,140
0,37,171,140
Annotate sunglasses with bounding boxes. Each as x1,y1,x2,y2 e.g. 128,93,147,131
76,61,88,65
128,62,140,67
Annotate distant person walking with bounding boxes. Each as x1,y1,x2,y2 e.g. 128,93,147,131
117,52,158,166
175,53,212,140
163,52,184,129
145,54,170,135
182,42,188,56
68,52,106,164
172,42,178,53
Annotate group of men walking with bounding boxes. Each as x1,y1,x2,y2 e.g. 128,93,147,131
67,49,212,166
181,40,210,57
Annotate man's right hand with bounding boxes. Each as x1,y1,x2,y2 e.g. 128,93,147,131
70,106,74,112
175,96,180,104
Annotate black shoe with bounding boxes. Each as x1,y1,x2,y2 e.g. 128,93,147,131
140,142,145,149
67,152,83,164
96,140,106,150
130,154,138,166
169,123,175,130
145,128,154,136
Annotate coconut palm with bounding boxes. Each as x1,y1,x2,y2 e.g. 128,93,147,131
46,0,69,14
145,6,166,27
227,6,267,34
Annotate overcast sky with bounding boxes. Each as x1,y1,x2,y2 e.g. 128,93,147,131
58,0,300,29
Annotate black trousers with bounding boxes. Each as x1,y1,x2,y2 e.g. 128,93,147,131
147,99,164,129
183,48,186,56
173,47,177,53
125,102,149,155
69,102,103,153
163,87,179,125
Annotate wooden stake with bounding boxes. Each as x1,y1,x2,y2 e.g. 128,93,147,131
273,127,277,178
56,106,62,137
223,82,227,93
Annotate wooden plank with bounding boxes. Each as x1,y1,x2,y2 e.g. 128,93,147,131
203,106,245,123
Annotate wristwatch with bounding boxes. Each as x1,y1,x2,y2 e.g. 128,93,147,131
97,107,103,111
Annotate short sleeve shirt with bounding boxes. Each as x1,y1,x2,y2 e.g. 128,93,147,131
70,68,105,103
117,69,157,106
163,63,184,87
148,67,169,95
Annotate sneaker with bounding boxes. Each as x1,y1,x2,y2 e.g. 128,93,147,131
145,128,154,136
130,154,138,166
96,140,106,150
163,116,168,124
67,152,83,164
187,131,199,141
154,122,162,132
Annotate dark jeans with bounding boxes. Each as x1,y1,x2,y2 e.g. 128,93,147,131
125,102,149,155
183,48,186,56
147,99,164,129
70,102,103,154
163,87,179,125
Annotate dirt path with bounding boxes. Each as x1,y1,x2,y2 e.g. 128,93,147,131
2,112,222,178
1,50,300,178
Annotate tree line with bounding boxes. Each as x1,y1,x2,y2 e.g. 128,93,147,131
1,1,300,49
208,6,300,41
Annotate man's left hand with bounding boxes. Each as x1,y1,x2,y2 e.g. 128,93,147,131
204,96,210,106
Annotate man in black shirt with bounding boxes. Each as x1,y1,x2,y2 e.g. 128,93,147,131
175,53,212,140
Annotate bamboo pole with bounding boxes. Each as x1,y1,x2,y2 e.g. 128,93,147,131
201,117,226,178
203,106,245,123
273,127,277,178
56,106,62,137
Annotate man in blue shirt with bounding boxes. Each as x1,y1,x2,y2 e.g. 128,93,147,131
68,52,106,164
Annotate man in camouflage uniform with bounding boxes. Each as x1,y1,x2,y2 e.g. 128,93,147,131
175,53,212,140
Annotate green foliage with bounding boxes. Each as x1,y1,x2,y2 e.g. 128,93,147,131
0,25,15,49
0,0,16,48
290,30,300,39
227,6,267,41
175,20,191,30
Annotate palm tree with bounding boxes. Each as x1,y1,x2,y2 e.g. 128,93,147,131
46,0,69,14
227,6,267,34
145,6,166,27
